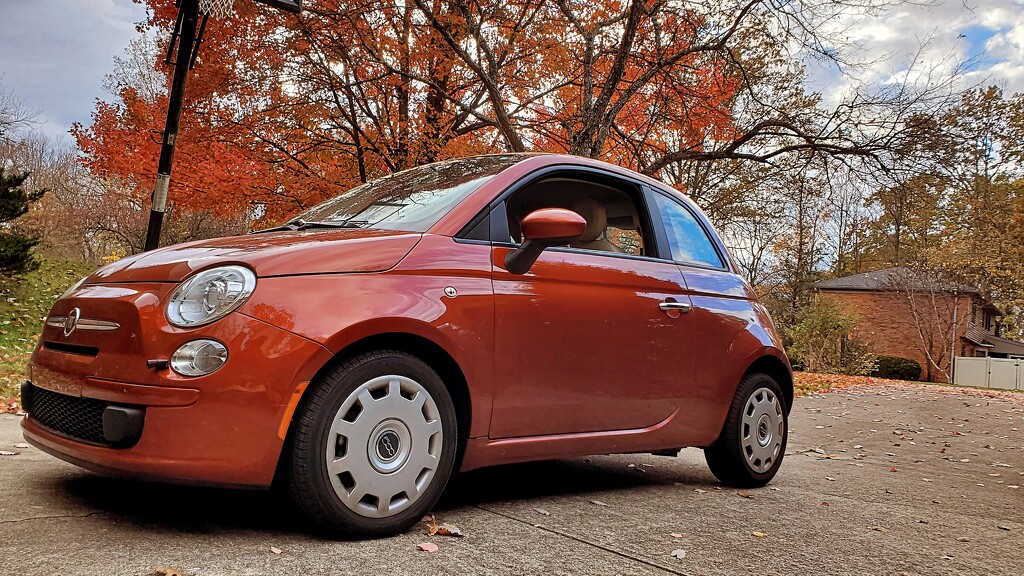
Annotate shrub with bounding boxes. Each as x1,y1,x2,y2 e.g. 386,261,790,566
870,356,922,381
786,298,876,376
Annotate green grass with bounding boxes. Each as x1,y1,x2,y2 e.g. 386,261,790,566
0,259,94,400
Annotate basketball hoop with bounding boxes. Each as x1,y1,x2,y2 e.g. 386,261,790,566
198,0,301,19
144,0,303,251
198,0,235,19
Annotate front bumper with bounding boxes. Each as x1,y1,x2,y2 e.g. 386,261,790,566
22,283,334,487
22,380,145,447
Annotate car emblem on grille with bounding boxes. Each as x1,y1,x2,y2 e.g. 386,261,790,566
46,311,120,335
63,308,81,336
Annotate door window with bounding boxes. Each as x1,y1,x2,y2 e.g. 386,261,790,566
503,175,649,257
654,194,723,267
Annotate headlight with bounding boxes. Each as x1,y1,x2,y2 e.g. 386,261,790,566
166,265,256,328
170,339,228,376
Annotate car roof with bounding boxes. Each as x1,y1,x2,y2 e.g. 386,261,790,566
429,152,703,237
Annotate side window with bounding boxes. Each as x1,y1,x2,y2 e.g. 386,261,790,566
503,175,648,257
654,194,723,268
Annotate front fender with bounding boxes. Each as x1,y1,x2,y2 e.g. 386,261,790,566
237,243,495,438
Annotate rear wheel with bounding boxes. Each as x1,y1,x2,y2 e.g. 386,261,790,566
704,372,788,487
288,350,458,538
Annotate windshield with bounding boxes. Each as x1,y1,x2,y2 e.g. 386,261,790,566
293,155,528,232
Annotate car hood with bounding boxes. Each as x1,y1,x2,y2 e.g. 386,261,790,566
87,229,423,283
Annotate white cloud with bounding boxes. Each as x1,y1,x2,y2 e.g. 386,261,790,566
807,0,1024,101
0,0,146,144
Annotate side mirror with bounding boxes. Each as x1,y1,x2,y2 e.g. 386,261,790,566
504,208,586,274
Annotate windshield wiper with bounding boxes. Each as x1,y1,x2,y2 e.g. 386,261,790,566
250,219,366,234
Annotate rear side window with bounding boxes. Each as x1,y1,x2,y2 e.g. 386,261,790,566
654,194,723,268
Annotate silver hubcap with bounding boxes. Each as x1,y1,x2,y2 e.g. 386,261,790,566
325,375,443,518
741,387,784,473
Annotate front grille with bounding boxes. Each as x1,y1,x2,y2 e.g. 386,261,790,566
43,341,99,357
29,386,109,445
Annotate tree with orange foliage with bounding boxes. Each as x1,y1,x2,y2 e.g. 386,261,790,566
73,0,963,231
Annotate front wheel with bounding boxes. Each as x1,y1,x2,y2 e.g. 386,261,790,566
704,372,788,487
287,350,458,538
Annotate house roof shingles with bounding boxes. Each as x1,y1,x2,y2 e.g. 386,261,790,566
985,335,1024,357
813,267,979,293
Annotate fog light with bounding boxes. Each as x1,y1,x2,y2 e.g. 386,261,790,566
170,339,228,377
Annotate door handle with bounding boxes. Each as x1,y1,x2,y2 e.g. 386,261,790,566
659,300,692,312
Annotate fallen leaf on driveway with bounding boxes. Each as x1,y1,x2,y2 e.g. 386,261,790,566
693,488,706,494
417,543,439,553
752,531,767,538
270,547,282,555
13,443,28,449
997,525,1011,531
0,451,20,456
148,568,183,576
670,549,687,559
869,526,888,532
825,477,835,482
533,508,550,516
738,492,753,498
821,501,829,507
890,467,898,472
425,515,464,538
670,533,683,538
589,500,608,507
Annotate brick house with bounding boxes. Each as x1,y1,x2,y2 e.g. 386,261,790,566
813,268,1024,382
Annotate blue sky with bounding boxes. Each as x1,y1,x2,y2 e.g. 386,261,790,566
1,0,1023,146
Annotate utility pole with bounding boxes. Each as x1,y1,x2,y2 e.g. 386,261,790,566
144,0,200,252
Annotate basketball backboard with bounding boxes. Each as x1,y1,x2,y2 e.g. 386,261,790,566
254,0,301,12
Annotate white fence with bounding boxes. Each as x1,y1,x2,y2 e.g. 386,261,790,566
953,357,1022,390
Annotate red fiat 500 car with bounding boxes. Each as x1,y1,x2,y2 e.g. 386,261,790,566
22,154,791,538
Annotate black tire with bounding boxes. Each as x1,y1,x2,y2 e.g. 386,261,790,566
288,350,458,538
704,372,788,488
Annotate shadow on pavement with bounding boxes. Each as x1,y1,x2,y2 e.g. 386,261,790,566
439,456,703,509
52,455,710,534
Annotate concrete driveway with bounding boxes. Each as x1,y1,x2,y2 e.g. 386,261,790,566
0,384,1021,576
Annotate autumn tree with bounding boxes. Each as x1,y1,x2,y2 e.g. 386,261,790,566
862,173,943,266
930,88,1024,330
74,0,969,234
854,88,1024,337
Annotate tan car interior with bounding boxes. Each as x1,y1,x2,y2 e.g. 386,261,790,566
506,177,646,256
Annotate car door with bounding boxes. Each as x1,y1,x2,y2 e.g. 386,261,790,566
487,171,695,439
648,191,759,403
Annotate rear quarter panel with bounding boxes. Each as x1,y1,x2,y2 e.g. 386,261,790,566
679,265,790,445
